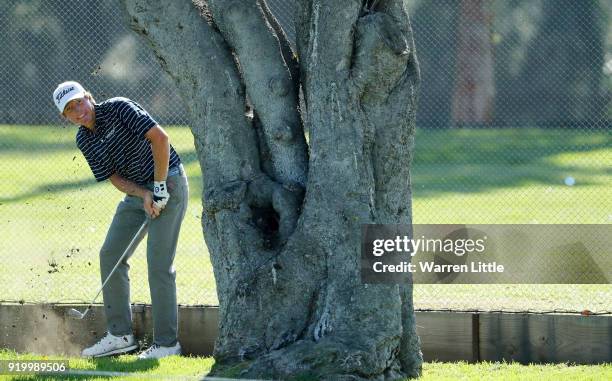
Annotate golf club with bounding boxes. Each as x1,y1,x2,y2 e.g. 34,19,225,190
68,219,149,320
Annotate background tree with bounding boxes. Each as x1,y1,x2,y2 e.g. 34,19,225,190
119,0,421,379
511,0,605,125
0,1,66,123
451,0,495,125
412,0,459,128
495,0,607,125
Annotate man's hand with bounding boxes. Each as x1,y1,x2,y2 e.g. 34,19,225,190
143,191,160,219
153,181,170,210
110,174,160,218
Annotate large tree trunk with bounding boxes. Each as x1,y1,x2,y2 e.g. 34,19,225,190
119,0,421,379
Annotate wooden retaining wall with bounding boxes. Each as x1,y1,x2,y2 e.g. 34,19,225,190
0,304,610,364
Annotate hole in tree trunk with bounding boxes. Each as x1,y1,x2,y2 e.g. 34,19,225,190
251,206,280,249
252,207,279,235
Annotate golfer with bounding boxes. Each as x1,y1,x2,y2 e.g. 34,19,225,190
53,81,188,359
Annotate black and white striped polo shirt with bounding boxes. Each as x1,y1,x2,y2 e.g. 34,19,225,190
76,97,181,185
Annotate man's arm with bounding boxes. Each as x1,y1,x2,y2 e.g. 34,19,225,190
109,173,159,218
144,125,171,212
145,125,170,182
109,173,148,198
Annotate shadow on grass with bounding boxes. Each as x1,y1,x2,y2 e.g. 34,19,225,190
1,127,610,203
0,125,79,154
0,149,201,204
14,357,160,380
0,178,98,204
0,139,77,154
412,128,611,197
209,361,327,381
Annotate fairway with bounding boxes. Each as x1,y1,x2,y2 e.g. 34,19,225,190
0,349,610,380
0,125,610,311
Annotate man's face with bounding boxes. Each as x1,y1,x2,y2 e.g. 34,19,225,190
63,97,94,126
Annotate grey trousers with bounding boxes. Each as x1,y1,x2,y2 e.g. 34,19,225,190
99,167,188,346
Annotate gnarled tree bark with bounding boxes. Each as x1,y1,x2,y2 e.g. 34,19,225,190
119,0,421,379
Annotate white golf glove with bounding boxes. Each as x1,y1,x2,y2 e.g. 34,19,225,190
153,181,170,210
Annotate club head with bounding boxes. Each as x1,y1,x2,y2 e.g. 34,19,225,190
67,308,86,320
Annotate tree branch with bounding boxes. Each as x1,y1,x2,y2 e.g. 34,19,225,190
119,0,261,190
301,1,362,80
259,0,300,86
350,4,419,224
208,0,308,188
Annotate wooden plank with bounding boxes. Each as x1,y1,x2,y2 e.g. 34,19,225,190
416,311,475,362
479,313,612,364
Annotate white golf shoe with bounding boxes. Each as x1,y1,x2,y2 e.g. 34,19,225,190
81,332,138,357
137,342,182,360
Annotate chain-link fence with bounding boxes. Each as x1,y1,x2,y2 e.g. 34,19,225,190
1,0,610,313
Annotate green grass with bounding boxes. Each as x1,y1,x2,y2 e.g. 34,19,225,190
0,350,609,380
419,361,612,381
411,128,611,223
0,349,212,380
0,124,216,306
0,125,610,312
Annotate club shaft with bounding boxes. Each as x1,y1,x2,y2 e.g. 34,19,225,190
88,220,149,306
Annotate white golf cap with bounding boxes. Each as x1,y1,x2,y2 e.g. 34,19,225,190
53,81,86,113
